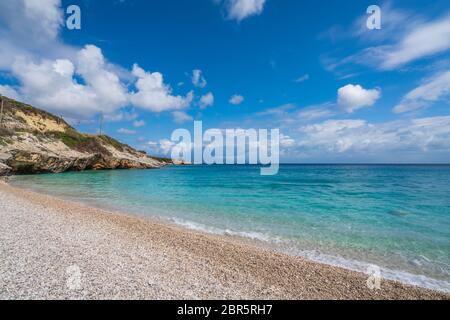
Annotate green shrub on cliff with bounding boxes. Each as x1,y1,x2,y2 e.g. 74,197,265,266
98,135,125,152
50,129,111,156
52,129,88,148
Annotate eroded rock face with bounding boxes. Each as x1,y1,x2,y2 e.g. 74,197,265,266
0,163,11,176
3,151,162,175
0,96,171,176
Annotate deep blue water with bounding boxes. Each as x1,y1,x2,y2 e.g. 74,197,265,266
11,165,450,291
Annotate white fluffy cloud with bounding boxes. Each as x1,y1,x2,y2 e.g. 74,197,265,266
103,110,138,122
0,0,63,43
394,70,450,113
199,92,214,109
8,45,128,118
229,94,244,105
225,0,266,22
150,138,192,156
20,0,63,40
298,116,450,156
0,1,193,119
0,0,71,70
337,84,381,113
191,69,207,88
279,134,295,148
172,111,193,124
156,139,175,155
129,64,193,113
10,54,193,118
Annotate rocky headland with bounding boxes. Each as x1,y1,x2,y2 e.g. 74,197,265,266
0,96,171,176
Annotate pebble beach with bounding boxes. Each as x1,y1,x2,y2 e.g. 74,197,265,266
0,182,447,300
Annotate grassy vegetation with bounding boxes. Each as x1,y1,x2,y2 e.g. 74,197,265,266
50,128,89,148
0,136,8,146
14,115,27,124
49,129,111,156
150,156,173,163
52,130,171,162
2,96,67,125
98,135,126,152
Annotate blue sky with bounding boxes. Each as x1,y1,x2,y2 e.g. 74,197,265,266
1,0,450,162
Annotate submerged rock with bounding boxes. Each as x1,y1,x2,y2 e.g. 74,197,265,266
388,210,409,217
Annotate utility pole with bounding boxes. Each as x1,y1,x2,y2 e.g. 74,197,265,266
0,95,4,127
98,112,103,136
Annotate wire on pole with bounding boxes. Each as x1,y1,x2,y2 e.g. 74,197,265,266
0,95,4,127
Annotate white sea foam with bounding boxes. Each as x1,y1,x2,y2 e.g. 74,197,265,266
167,217,283,243
167,216,450,293
287,248,450,293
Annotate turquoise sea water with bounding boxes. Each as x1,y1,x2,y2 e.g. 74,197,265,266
11,165,450,291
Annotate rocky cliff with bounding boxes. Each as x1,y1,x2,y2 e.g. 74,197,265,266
0,96,171,175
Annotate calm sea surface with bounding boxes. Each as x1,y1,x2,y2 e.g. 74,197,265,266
11,165,450,291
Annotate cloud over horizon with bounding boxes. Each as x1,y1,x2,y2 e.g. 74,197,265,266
295,116,450,161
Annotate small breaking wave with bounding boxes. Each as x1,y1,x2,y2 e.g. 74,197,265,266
167,217,283,243
167,216,450,293
286,248,450,293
